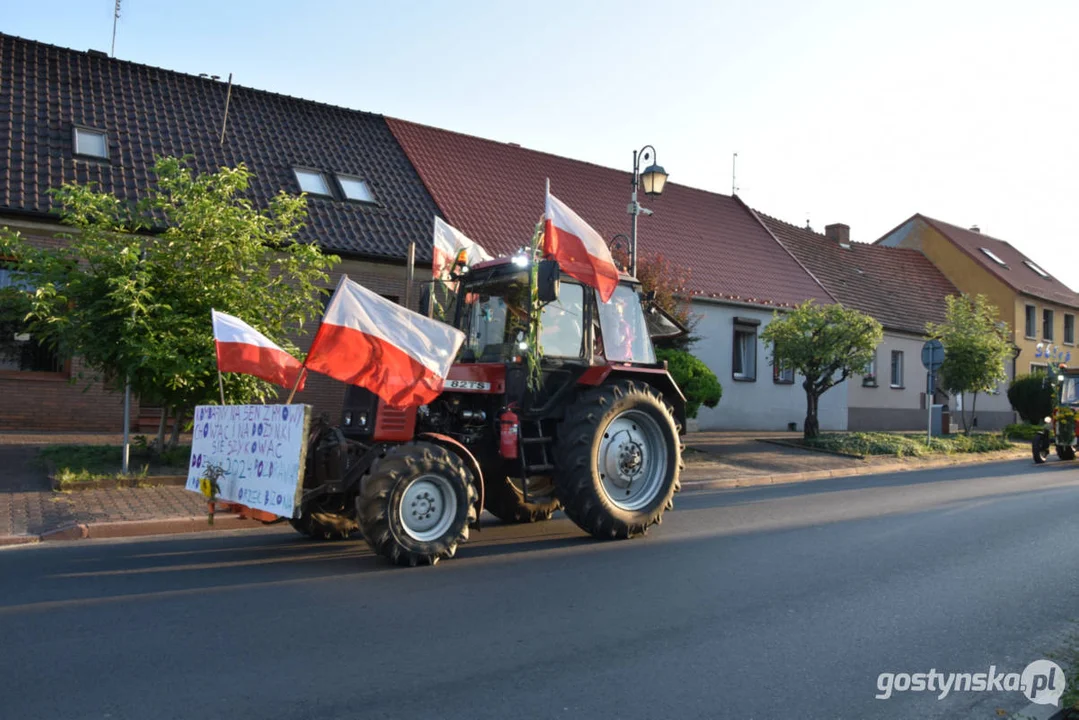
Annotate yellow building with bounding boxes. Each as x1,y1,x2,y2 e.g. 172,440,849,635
878,214,1079,375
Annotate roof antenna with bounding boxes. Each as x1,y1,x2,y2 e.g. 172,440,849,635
110,0,121,57
219,73,234,147
731,152,739,196
805,214,812,231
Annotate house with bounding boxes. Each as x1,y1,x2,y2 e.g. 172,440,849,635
759,215,1015,430
387,119,844,431
878,215,1079,378
0,33,444,430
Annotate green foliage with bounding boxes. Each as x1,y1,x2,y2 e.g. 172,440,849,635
1003,422,1043,441
657,348,722,419
804,431,1014,457
1007,373,1055,425
0,157,338,430
926,294,1011,434
39,443,191,474
761,301,883,438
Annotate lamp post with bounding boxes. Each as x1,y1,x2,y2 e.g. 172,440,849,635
628,145,668,278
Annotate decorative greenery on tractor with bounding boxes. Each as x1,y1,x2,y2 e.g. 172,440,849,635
1033,367,1078,464
290,255,690,566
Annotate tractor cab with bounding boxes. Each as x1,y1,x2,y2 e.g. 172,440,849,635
1060,370,1078,407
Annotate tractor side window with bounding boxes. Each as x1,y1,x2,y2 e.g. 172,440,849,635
1063,377,1078,406
538,283,584,358
596,285,656,364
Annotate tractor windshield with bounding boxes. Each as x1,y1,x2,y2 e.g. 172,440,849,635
596,285,656,364
1062,376,1079,406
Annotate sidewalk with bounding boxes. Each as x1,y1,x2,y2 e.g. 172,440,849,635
0,430,1029,545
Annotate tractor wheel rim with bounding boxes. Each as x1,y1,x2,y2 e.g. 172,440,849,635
400,475,457,542
598,409,668,511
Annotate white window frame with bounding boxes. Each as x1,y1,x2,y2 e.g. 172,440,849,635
979,247,1008,267
1024,260,1050,278
336,174,376,203
732,325,757,382
1065,313,1075,345
890,350,904,388
1025,304,1037,339
73,126,108,159
863,349,878,387
293,168,334,197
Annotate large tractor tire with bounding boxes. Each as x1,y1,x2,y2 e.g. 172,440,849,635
484,474,560,523
289,496,358,541
1058,444,1076,461
357,441,477,567
1033,431,1051,464
554,380,682,539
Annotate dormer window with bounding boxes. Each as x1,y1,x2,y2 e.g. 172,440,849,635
293,168,333,197
1024,260,1050,278
979,247,1008,267
73,127,108,159
336,174,375,203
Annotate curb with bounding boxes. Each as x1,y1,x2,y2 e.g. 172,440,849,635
0,514,265,547
680,450,1030,492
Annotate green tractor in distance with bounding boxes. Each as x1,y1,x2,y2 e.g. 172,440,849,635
292,255,690,566
1033,367,1078,463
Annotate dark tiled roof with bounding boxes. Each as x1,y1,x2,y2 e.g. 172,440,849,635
0,33,443,261
387,118,832,307
761,213,960,335
911,215,1079,309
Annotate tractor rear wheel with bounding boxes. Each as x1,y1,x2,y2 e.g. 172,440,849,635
484,474,560,523
1058,444,1076,461
357,441,477,566
554,380,682,539
289,496,358,541
1033,432,1051,464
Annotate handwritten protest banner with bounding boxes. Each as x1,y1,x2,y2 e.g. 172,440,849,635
186,404,311,518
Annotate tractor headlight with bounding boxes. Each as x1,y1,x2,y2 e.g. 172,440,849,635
1045,416,1053,424
343,411,352,426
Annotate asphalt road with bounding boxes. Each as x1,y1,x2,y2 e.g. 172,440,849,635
2,459,1079,720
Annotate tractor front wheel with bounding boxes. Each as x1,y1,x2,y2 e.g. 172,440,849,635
357,441,477,567
1033,431,1051,464
1058,444,1076,461
555,380,682,539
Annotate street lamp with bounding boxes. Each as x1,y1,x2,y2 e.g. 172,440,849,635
628,145,668,278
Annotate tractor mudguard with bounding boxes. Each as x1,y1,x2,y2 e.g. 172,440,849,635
416,432,485,527
578,365,688,432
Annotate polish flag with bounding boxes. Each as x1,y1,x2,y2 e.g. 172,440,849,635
212,310,306,390
432,217,492,280
543,192,619,302
304,276,465,408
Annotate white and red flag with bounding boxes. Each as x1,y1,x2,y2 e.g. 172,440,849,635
212,310,306,390
543,192,619,302
432,216,492,279
304,276,465,408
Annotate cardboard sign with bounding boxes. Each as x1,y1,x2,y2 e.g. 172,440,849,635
186,404,311,518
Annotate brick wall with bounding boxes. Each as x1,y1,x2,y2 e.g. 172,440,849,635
0,217,428,431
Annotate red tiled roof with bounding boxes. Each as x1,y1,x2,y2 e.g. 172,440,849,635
760,213,960,335
387,118,832,308
911,215,1079,310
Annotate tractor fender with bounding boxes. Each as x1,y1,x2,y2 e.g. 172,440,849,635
578,365,688,432
416,432,485,527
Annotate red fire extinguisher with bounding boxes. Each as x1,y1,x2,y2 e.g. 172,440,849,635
499,407,520,460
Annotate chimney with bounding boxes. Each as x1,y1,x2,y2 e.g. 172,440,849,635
969,225,981,233
825,223,851,248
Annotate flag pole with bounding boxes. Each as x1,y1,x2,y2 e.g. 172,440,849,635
286,367,307,405
218,370,226,405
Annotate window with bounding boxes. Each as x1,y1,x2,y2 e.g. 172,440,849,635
73,126,108,159
1043,308,1055,341
596,285,654,363
293,168,333,197
773,357,794,384
538,283,584,358
1025,305,1037,339
336,174,376,203
0,265,64,374
1024,260,1050,278
1030,363,1047,375
979,247,1008,267
1066,314,1075,345
863,350,878,387
732,322,758,381
890,350,904,388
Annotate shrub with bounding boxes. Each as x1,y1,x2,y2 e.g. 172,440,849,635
804,432,1013,457
1003,422,1042,441
1007,374,1055,424
657,348,722,419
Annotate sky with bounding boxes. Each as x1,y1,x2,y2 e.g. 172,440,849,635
5,0,1079,291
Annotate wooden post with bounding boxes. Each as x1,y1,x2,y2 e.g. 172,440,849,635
404,242,415,310
218,370,226,405
286,368,307,405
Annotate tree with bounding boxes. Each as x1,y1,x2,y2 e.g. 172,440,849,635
761,302,883,439
0,156,338,448
1007,373,1055,425
926,294,1011,434
656,347,722,419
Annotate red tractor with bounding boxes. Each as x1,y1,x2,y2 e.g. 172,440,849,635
290,257,688,566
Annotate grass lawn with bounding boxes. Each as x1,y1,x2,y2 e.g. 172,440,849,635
40,442,192,489
801,431,1016,458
